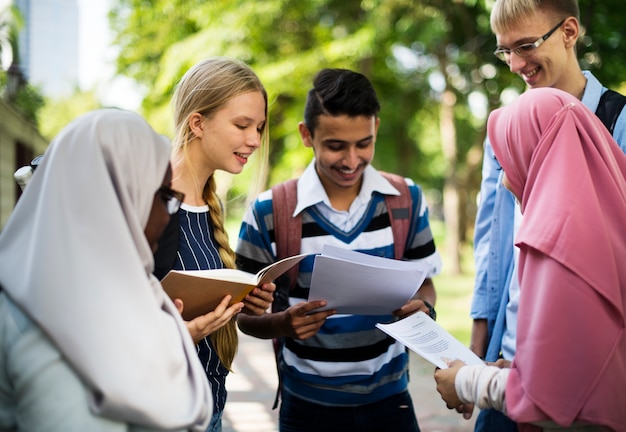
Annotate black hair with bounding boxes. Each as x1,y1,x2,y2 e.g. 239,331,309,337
303,68,380,136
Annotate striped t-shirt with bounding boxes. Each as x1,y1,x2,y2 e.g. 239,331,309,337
236,165,441,406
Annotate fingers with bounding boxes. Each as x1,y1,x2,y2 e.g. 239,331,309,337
285,301,336,340
215,294,233,310
294,300,333,316
243,284,275,316
393,298,426,318
447,359,466,369
456,403,474,420
214,295,244,319
434,365,464,411
493,359,511,368
173,298,184,315
186,295,243,342
260,282,276,295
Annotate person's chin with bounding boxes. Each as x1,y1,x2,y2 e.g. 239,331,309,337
224,164,245,175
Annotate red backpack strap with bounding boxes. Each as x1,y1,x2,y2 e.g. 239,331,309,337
270,179,301,409
380,171,412,260
271,178,301,291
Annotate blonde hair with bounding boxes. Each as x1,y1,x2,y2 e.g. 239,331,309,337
490,0,580,34
171,57,269,369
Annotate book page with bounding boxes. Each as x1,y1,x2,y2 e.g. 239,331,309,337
255,253,309,285
173,268,257,284
308,245,431,315
376,311,484,369
160,253,308,320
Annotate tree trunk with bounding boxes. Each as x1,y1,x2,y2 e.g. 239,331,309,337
440,89,462,274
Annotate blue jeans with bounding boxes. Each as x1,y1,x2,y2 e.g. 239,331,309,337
474,408,517,432
206,410,222,432
279,390,420,432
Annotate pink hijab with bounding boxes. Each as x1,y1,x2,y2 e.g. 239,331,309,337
487,87,626,430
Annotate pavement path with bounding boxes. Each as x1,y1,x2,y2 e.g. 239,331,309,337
223,331,478,432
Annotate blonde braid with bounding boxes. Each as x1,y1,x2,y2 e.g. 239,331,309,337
204,175,238,370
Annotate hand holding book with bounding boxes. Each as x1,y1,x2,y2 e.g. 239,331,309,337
161,253,308,320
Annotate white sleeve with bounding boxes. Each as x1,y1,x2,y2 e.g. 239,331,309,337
455,364,510,413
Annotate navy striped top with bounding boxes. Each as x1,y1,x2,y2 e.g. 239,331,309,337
173,203,228,415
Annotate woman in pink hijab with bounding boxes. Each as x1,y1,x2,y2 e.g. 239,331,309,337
435,87,626,432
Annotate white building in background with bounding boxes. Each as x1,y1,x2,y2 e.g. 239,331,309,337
14,0,79,98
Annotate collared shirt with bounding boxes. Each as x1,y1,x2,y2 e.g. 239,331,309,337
294,161,441,274
501,202,521,360
236,162,441,406
294,162,401,232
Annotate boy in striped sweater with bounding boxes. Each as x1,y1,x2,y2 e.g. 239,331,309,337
235,68,442,432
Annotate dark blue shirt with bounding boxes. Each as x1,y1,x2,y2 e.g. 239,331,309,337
174,204,228,415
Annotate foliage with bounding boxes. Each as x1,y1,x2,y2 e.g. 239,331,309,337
37,90,102,140
0,5,44,124
109,0,626,271
0,70,45,123
109,0,493,189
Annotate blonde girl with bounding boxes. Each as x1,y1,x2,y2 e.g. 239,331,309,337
154,57,274,432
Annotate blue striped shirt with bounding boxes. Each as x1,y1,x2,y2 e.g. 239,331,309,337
236,164,441,406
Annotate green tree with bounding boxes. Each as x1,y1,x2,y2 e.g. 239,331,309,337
109,0,626,273
0,5,44,124
37,90,102,140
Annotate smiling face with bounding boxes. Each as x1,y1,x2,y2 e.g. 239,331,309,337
190,90,266,175
495,14,578,91
300,114,379,199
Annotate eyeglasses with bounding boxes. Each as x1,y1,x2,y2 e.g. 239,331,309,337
493,19,565,63
158,186,185,215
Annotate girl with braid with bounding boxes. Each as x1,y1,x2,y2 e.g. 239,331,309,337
154,57,275,432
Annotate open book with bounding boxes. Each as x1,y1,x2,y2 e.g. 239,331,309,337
308,244,432,315
376,311,484,369
161,253,308,320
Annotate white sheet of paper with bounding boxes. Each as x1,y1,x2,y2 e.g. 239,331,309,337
308,244,431,315
376,311,485,369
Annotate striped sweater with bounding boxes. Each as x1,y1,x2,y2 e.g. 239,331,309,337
236,166,441,406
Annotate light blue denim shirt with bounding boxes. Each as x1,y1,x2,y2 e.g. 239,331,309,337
470,71,626,362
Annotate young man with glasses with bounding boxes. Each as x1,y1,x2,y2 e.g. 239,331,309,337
468,1,626,431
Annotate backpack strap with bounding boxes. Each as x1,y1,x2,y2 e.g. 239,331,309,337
380,171,412,260
271,172,413,284
595,89,626,135
270,179,300,409
271,179,301,293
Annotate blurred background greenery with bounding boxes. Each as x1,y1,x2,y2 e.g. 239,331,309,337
3,0,626,342
431,220,475,344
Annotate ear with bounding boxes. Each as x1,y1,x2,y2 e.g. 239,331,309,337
562,16,579,49
188,112,205,138
299,122,313,148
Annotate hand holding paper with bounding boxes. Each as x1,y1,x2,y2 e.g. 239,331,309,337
308,245,432,315
376,311,484,369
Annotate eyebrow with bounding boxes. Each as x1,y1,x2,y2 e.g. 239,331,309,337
323,135,374,146
232,115,265,124
496,33,541,49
